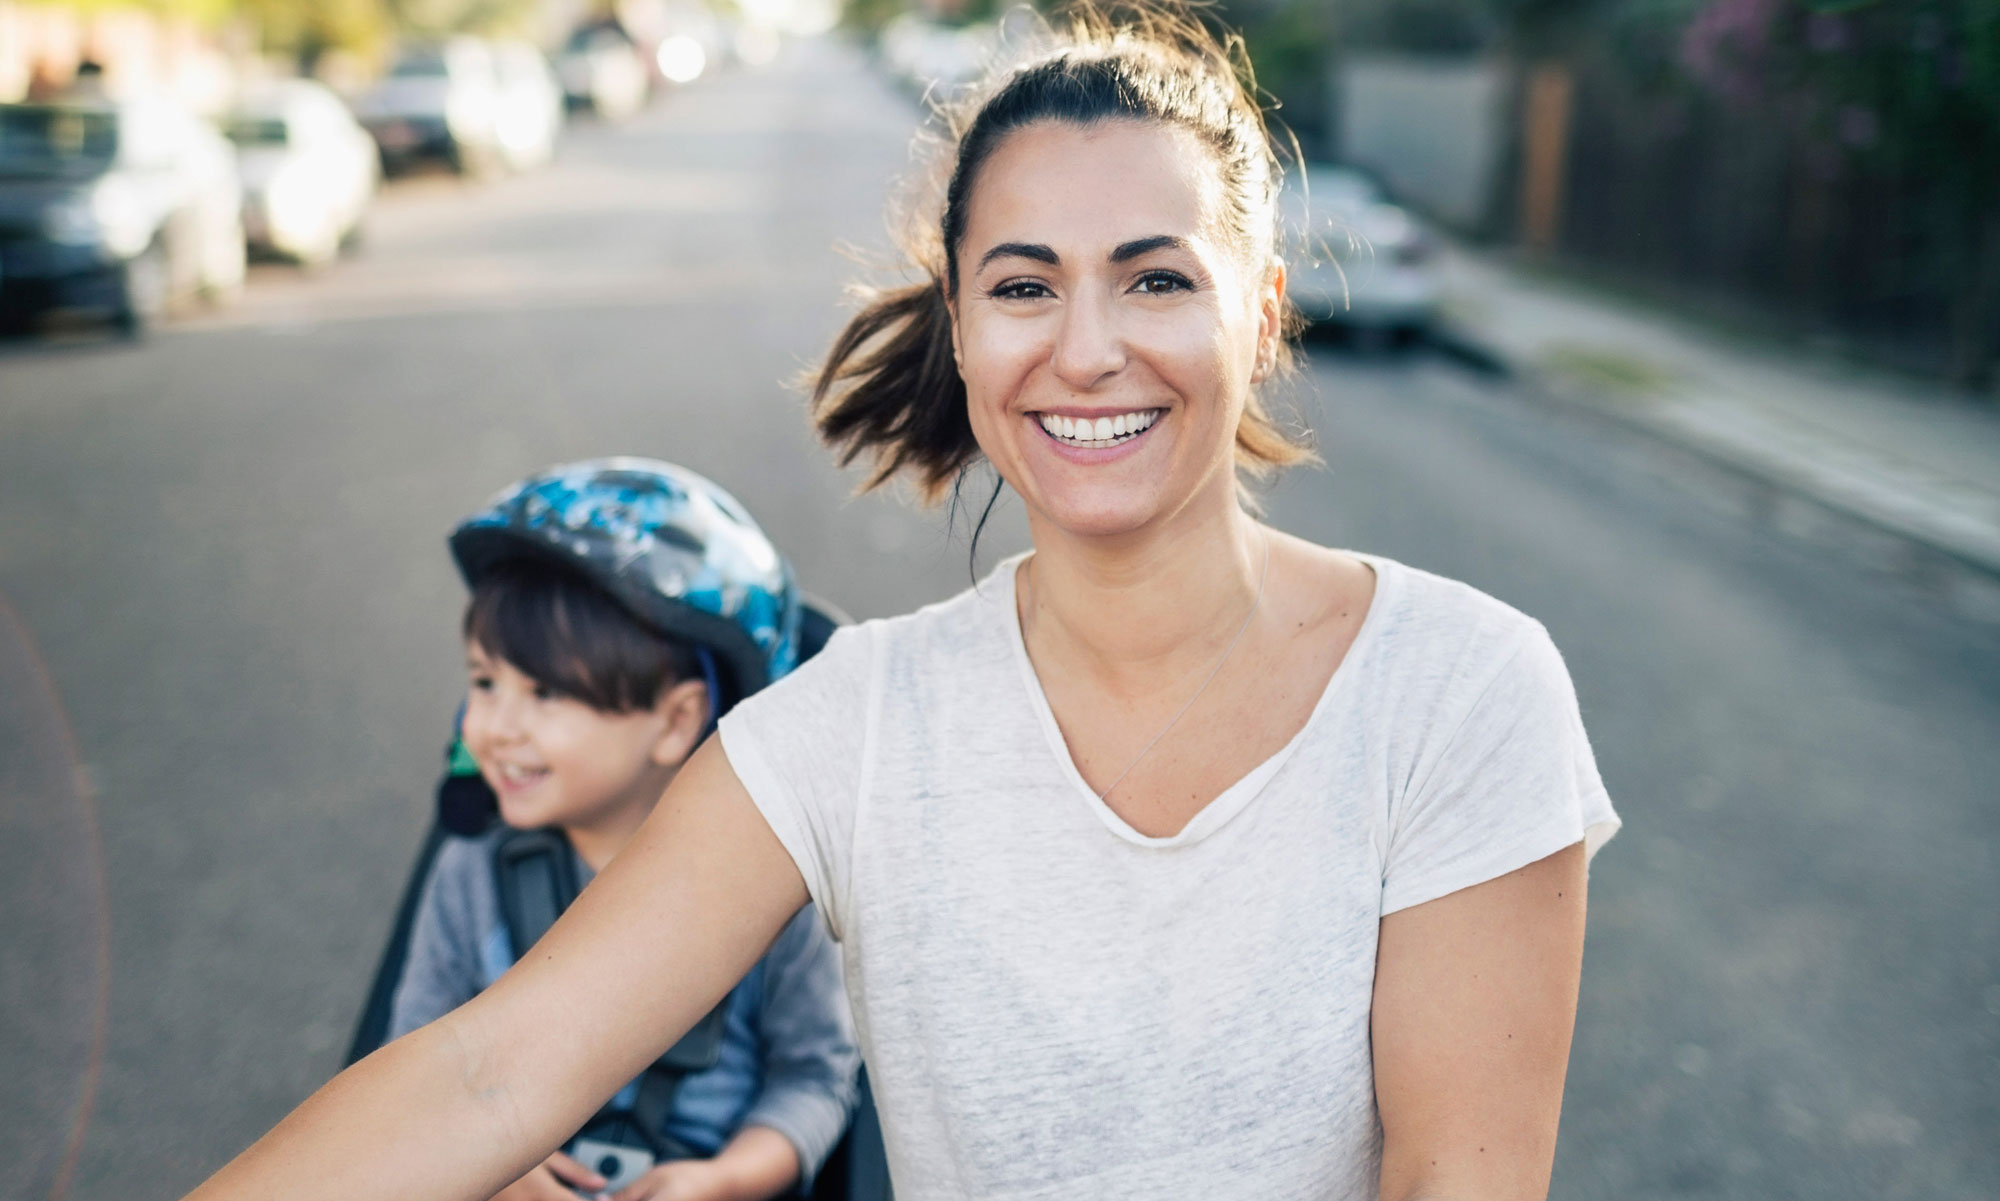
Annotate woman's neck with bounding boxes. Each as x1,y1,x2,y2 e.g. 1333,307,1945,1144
1017,485,1264,687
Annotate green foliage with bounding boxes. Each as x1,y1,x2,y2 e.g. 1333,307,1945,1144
238,0,391,54
1668,0,2000,195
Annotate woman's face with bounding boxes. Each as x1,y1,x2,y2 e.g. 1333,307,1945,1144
950,119,1281,540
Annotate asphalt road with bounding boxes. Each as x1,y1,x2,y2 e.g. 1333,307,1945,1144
2,38,1996,1201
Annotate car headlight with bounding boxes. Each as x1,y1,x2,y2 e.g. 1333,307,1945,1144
656,36,706,83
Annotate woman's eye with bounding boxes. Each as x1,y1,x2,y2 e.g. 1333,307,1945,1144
988,279,1052,300
1133,271,1193,295
468,675,493,691
532,684,557,702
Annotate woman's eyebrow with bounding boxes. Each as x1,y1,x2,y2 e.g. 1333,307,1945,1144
1109,234,1190,262
978,241,1059,270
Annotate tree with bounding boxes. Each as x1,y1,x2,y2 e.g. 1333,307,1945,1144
1676,0,2000,387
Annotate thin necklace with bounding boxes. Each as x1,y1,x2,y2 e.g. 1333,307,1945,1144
1097,527,1271,802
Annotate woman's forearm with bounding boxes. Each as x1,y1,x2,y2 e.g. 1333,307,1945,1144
186,1011,554,1201
185,745,807,1201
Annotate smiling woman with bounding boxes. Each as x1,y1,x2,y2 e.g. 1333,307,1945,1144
182,5,1617,1201
812,10,1311,504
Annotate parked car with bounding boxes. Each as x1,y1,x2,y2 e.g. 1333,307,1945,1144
489,41,563,172
556,25,650,119
225,79,378,267
1282,164,1440,340
0,97,245,334
354,39,505,176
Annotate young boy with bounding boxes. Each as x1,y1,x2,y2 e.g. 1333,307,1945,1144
388,458,857,1201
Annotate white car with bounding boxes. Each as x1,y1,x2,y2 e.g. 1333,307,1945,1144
226,80,378,266
354,40,506,176
490,42,563,172
557,26,650,119
1282,164,1440,338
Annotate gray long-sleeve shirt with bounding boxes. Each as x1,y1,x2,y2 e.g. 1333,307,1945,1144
388,828,859,1186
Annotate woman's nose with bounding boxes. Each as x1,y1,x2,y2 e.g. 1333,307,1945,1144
1049,288,1125,391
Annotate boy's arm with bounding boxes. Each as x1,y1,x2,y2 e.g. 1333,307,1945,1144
736,908,861,1192
184,739,811,1201
386,838,490,1040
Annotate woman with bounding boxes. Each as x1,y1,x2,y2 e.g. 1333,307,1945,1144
189,8,1618,1200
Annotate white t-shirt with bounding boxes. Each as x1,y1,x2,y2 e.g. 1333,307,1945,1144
719,552,1618,1201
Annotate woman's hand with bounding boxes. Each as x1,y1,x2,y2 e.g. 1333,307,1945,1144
495,1152,608,1201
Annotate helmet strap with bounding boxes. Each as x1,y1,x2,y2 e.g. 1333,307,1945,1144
693,644,725,732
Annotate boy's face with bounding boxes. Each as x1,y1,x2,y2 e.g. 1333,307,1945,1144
461,641,694,838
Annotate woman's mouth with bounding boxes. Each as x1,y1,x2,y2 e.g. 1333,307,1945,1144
1036,408,1162,449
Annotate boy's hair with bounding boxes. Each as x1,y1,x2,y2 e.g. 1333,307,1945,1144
463,556,701,714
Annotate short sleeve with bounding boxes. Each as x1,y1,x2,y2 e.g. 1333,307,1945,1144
718,623,876,941
1380,626,1619,915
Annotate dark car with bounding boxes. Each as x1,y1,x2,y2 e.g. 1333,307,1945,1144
0,98,245,334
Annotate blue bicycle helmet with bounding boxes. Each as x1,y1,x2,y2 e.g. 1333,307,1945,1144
448,457,801,706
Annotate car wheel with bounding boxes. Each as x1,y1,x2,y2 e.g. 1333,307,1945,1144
293,219,341,271
117,239,171,336
448,140,499,180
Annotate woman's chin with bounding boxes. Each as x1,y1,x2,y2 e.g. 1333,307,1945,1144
1023,481,1171,541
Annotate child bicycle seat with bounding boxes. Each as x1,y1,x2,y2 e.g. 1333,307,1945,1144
344,596,890,1201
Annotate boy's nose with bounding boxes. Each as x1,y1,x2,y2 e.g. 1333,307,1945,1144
466,695,527,746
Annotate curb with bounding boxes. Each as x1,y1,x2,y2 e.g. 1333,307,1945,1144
1431,317,2000,617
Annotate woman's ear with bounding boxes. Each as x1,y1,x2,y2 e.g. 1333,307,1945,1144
944,281,964,372
648,677,713,768
1251,258,1286,384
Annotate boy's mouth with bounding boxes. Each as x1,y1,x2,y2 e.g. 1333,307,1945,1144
490,762,549,791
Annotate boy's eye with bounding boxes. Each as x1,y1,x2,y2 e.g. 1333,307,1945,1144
532,684,558,702
1132,270,1193,295
468,674,493,691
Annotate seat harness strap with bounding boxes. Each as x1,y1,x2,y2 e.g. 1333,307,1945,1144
493,827,730,1161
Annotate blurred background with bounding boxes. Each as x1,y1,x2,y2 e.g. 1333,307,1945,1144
1,0,1996,1199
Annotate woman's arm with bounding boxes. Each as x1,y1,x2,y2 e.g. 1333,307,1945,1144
1373,842,1588,1201
185,740,809,1201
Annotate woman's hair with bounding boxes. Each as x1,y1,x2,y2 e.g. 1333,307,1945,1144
811,0,1313,503
463,557,699,714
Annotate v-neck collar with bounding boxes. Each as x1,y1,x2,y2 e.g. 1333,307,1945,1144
993,549,1397,849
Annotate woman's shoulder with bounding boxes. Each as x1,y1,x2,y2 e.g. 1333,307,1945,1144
1364,554,1543,635
1339,551,1558,692
735,566,1012,734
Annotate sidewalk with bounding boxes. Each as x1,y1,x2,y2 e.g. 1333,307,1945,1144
1436,248,2000,587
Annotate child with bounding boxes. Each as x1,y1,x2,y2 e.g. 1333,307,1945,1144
388,458,858,1201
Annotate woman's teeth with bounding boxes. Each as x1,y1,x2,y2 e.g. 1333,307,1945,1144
1037,409,1161,448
